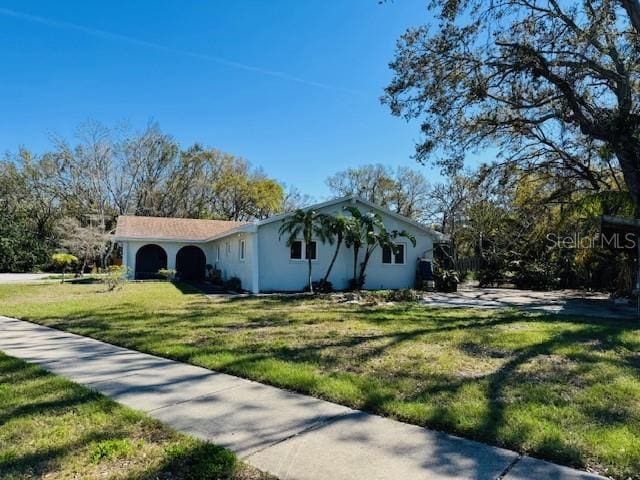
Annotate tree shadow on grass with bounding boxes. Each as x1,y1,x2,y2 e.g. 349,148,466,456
194,311,640,474
455,320,640,473
1,431,117,478
11,293,640,477
171,281,209,295
129,443,237,480
0,353,244,480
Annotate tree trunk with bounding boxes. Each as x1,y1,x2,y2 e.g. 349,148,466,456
621,0,640,35
102,242,114,269
352,245,360,284
613,140,640,296
82,254,89,275
614,140,640,218
323,238,342,284
102,234,116,269
358,247,374,288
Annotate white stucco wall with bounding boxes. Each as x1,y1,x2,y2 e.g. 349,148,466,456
209,231,257,293
256,199,434,292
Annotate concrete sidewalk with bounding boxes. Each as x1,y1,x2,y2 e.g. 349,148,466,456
0,273,53,283
0,316,605,480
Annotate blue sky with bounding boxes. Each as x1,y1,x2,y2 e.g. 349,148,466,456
0,0,448,199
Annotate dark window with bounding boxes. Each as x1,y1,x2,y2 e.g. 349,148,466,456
305,241,317,260
290,240,302,259
382,244,405,264
382,245,392,264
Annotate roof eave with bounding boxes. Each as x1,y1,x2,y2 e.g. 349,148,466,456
113,235,210,243
256,195,355,227
113,223,257,244
256,195,441,238
203,223,257,241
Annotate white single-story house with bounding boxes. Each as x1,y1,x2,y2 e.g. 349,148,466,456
114,196,442,292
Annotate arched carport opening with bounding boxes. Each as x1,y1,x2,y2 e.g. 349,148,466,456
135,244,167,280
176,245,206,282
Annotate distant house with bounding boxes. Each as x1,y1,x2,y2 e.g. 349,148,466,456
114,196,442,292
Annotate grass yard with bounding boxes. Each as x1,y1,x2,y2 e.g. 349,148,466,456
1,282,639,478
0,352,271,480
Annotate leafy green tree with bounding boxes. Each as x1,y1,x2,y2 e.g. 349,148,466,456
279,209,331,293
1,120,290,272
250,178,285,220
0,153,61,272
209,155,284,221
444,163,634,292
50,253,79,283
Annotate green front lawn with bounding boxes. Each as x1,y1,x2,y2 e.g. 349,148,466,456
0,351,271,480
1,282,639,478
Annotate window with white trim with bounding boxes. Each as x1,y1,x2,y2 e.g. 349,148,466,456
225,242,231,256
216,245,220,261
382,243,406,265
239,239,245,261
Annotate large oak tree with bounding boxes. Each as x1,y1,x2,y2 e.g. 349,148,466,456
383,0,640,214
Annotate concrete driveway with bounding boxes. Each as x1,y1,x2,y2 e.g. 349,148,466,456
0,273,52,283
422,286,637,319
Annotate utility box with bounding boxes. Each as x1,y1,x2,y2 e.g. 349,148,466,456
416,259,435,291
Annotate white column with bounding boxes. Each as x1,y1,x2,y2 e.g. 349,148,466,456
121,241,133,278
161,243,178,270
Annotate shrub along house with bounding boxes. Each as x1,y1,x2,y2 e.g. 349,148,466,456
114,196,442,292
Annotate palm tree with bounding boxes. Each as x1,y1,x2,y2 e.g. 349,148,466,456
354,208,384,288
361,226,416,287
343,213,364,288
279,209,331,293
344,206,416,289
321,214,349,286
343,207,381,289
